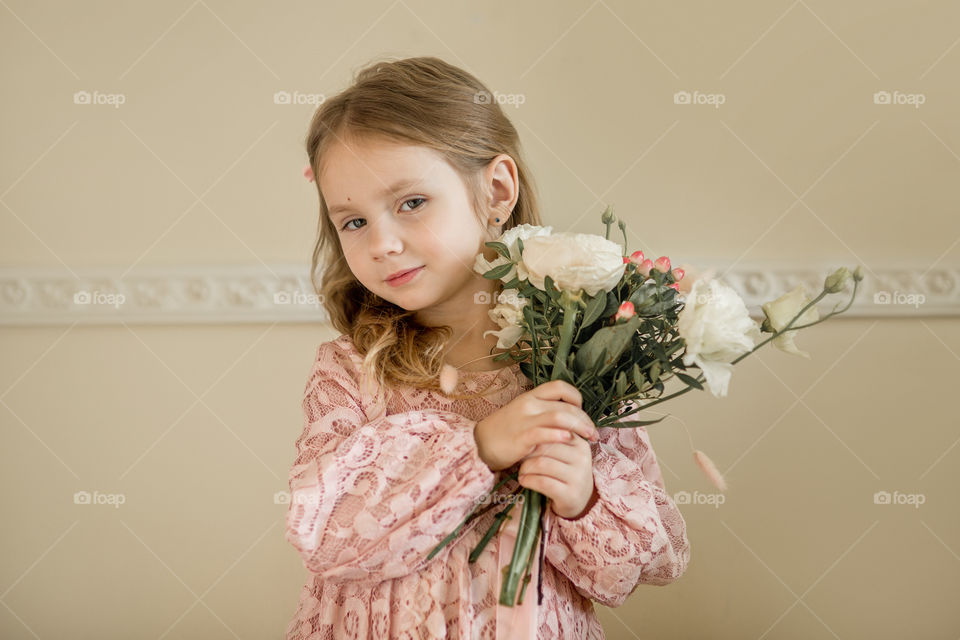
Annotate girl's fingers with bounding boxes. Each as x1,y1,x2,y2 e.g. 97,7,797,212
520,453,570,479
540,407,599,442
517,471,565,498
530,379,582,409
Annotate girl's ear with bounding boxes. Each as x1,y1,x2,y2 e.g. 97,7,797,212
484,154,519,221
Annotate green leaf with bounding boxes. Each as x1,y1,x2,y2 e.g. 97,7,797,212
603,291,620,317
616,415,667,427
649,361,661,385
543,275,560,302
485,241,511,260
573,315,642,377
517,236,524,255
675,372,703,390
631,363,644,388
483,262,513,280
581,292,607,328
615,371,627,397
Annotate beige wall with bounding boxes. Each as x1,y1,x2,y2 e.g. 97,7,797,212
2,1,958,637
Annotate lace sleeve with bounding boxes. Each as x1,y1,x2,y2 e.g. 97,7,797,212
284,341,497,586
542,425,691,607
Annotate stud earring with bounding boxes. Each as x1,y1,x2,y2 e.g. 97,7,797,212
495,218,500,222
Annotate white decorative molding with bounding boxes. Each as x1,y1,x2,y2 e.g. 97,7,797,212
0,263,955,326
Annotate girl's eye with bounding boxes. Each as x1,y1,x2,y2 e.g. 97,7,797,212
340,198,425,232
399,197,426,212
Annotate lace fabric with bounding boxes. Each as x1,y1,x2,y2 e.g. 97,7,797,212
284,335,690,638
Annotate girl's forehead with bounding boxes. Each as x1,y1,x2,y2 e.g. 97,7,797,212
320,140,453,188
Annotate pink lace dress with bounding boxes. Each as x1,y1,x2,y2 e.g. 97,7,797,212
284,335,690,639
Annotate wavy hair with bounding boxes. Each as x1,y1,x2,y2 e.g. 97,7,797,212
304,56,542,407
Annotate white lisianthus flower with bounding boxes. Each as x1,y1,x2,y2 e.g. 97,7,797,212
473,224,553,283
677,277,761,397
761,284,820,358
483,289,529,349
519,232,625,296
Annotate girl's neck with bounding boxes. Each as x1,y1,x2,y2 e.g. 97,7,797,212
444,346,512,372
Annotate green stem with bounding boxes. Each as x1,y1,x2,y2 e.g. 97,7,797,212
469,500,516,563
731,278,859,366
550,299,579,381
517,492,545,605
428,470,519,561
499,488,543,606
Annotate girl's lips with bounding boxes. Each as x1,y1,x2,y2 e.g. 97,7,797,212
385,266,424,286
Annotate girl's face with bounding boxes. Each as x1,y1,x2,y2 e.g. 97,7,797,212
319,136,499,315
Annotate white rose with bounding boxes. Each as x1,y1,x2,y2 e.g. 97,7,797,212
677,277,760,397
761,284,820,358
483,289,529,349
473,224,553,283
519,232,625,296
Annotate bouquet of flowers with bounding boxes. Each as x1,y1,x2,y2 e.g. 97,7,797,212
428,206,863,607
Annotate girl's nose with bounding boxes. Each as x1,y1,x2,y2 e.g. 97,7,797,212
367,215,404,258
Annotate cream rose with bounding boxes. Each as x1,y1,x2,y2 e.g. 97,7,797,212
483,289,529,349
519,232,625,296
761,284,820,358
677,277,760,397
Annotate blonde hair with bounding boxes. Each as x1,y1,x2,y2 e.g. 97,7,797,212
304,56,542,406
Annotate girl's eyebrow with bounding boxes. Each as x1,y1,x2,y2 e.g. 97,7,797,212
328,178,422,218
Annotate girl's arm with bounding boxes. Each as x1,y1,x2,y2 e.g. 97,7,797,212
542,424,691,608
284,341,496,586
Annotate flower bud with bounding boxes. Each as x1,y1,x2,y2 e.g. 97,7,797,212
672,268,685,281
614,301,635,321
852,265,863,282
601,206,615,224
629,250,645,265
639,259,654,277
823,266,851,293
654,256,671,273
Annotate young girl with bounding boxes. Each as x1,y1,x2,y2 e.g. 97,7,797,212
285,56,690,639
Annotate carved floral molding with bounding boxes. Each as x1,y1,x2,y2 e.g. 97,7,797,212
0,264,955,325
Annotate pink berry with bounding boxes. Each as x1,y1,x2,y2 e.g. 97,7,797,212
639,259,654,277
672,268,685,281
614,301,636,320
629,250,645,265
654,256,671,273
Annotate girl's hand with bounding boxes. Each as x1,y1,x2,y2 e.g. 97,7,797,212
518,436,597,519
474,380,600,472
